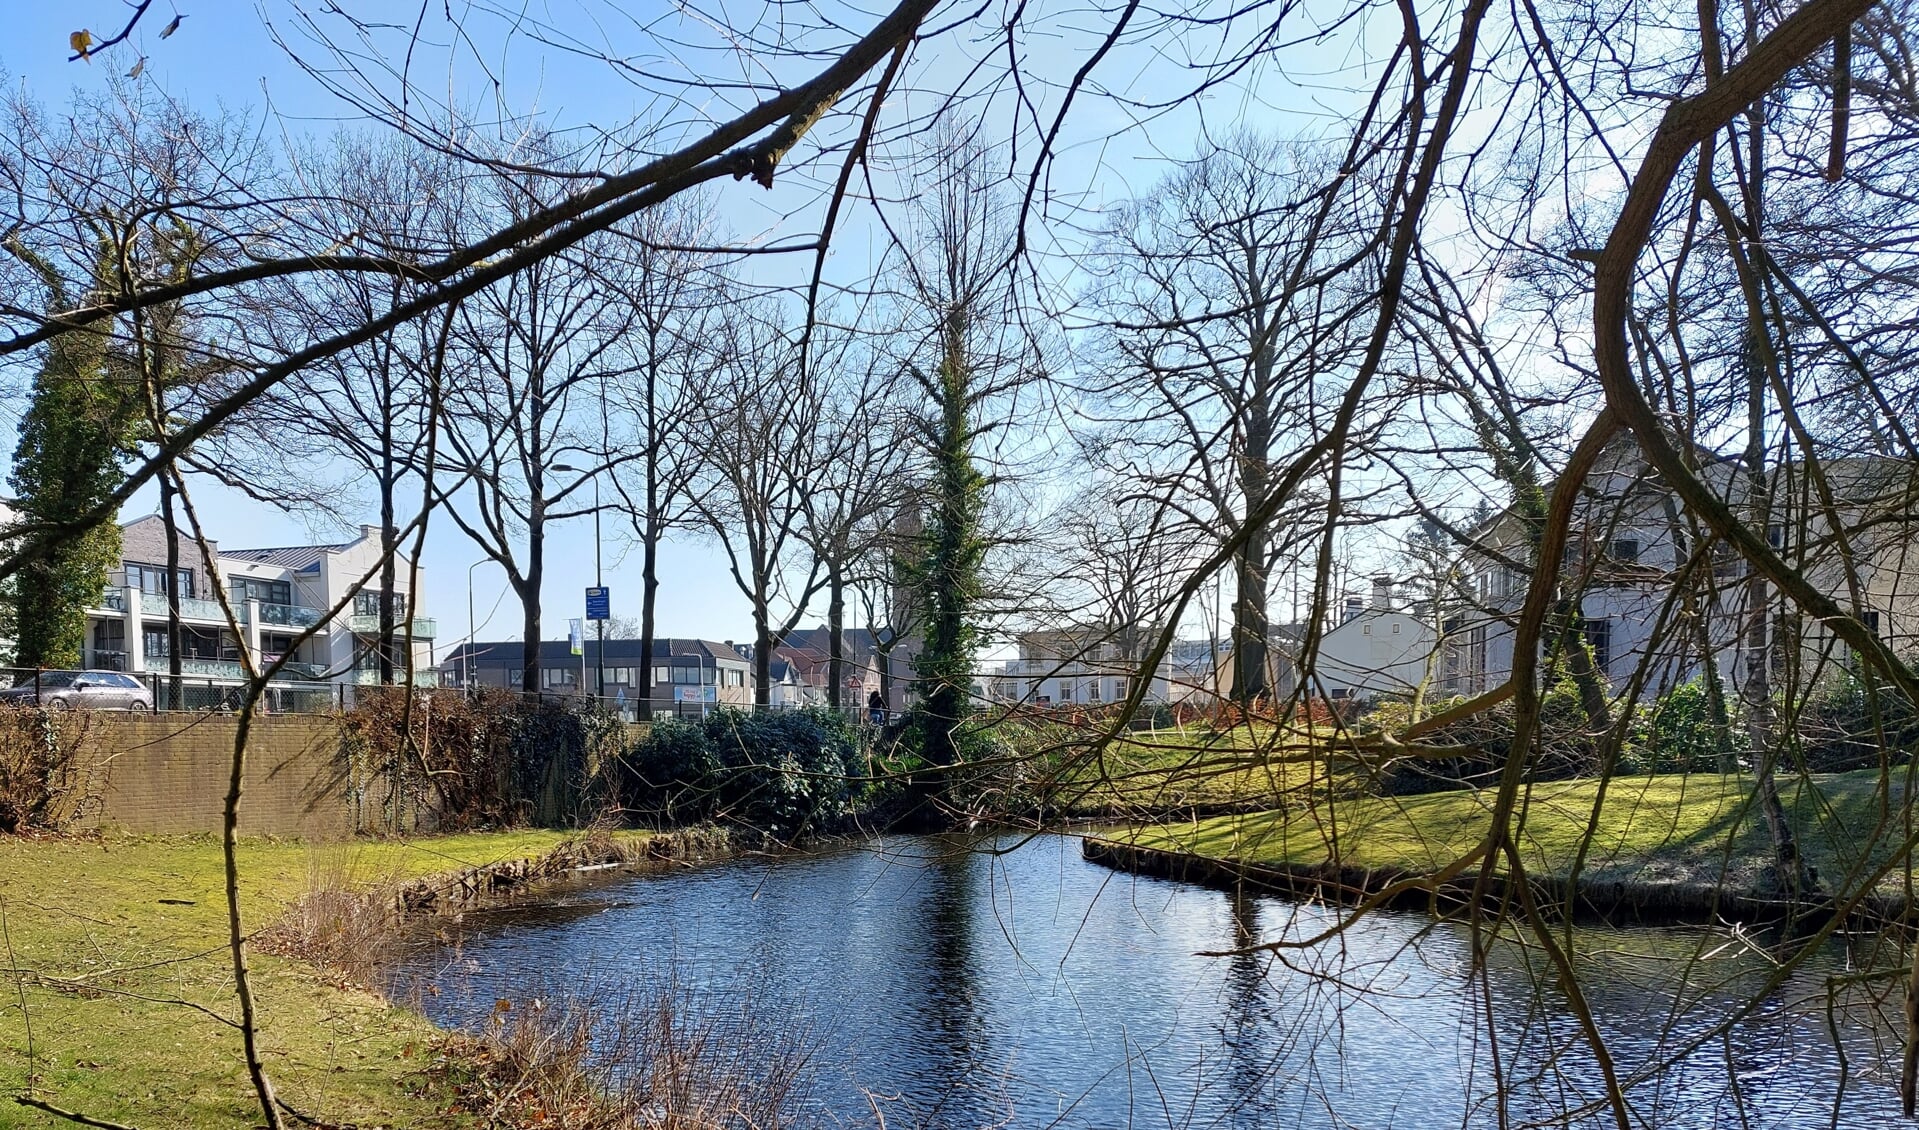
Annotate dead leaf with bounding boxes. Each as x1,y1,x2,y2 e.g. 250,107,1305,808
160,14,185,39
69,29,93,59
128,57,146,79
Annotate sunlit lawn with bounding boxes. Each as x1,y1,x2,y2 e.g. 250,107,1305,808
1120,768,1916,893
1009,720,1357,814
0,829,630,1129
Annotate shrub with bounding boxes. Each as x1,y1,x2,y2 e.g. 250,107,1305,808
1635,677,1738,775
620,708,862,837
1793,658,1919,773
342,688,625,831
0,704,104,832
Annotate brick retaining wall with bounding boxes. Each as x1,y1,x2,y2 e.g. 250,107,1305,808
73,714,407,837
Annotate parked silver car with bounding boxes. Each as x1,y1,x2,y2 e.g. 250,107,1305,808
0,670,155,711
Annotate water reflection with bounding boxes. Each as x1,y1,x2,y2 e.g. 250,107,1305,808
391,834,1906,1129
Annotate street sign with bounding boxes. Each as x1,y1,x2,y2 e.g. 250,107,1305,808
585,586,610,621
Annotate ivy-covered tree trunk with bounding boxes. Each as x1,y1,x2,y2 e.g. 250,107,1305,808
911,310,987,769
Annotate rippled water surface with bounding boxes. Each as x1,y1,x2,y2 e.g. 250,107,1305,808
394,834,1906,1128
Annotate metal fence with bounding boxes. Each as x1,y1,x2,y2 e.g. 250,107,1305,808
0,665,883,721
2,665,362,714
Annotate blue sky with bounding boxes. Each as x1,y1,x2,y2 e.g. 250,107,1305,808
6,0,1387,653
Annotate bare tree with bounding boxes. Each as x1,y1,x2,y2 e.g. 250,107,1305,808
440,163,642,694
687,307,831,706
1085,134,1375,706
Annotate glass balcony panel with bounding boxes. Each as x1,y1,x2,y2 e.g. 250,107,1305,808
347,614,437,637
95,587,129,612
179,658,247,679
174,595,233,622
257,602,325,629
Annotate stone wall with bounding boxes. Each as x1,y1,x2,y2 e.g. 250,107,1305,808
72,714,405,838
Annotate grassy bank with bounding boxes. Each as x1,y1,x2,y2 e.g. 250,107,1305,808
1115,768,1916,897
0,829,656,1129
1013,722,1345,816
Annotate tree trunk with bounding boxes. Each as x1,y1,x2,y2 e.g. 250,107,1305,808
1230,543,1270,704
638,432,661,719
754,605,772,708
161,468,183,709
639,528,658,720
828,565,845,712
520,533,544,696
378,461,397,685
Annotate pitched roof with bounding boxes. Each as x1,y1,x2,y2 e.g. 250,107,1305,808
219,544,347,572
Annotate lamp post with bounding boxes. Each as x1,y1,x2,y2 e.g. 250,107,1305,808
552,464,606,702
465,559,487,693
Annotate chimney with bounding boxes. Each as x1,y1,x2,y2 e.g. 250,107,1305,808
1372,575,1395,611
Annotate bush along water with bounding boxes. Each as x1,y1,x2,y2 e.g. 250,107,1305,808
618,707,864,840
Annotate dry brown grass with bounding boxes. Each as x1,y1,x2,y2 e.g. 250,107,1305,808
458,974,831,1130
256,842,413,986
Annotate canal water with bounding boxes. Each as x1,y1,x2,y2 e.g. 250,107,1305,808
392,833,1907,1128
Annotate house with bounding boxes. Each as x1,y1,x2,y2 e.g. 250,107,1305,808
765,658,808,708
82,517,436,693
1300,577,1440,701
439,637,754,711
1456,440,1919,700
769,625,906,711
989,624,1175,707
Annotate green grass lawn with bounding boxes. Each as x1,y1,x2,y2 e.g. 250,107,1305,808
1013,722,1351,814
1120,768,1919,895
0,829,625,1129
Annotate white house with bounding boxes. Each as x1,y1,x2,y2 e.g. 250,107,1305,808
83,517,435,692
989,625,1175,707
1455,440,1919,700
1303,577,1440,701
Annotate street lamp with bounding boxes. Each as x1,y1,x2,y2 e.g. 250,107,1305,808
551,464,605,702
465,558,488,693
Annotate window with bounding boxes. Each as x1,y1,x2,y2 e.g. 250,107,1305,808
652,666,669,685
1579,617,1612,674
1611,538,1640,563
1058,683,1073,702
1863,610,1882,633
671,665,701,685
603,667,633,686
125,563,194,598
229,576,291,606
507,669,523,688
1766,524,1788,550
544,668,578,687
1088,680,1101,701
353,590,408,618
1392,623,1401,635
1363,624,1372,636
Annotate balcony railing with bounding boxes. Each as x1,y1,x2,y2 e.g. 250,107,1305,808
94,587,249,623
348,668,441,687
179,657,247,679
257,601,325,629
347,613,437,638
176,595,233,622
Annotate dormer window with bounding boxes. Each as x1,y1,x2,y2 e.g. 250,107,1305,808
1610,538,1640,563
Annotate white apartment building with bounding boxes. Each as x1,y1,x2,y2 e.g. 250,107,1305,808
989,625,1176,706
84,516,436,688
